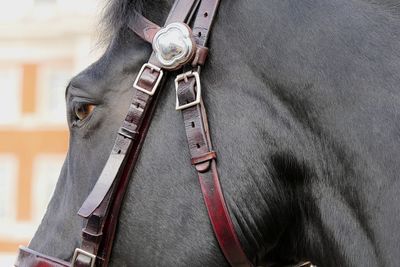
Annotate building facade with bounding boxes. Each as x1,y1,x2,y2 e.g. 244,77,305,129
0,0,100,265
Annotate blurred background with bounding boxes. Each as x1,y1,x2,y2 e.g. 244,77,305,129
0,0,102,265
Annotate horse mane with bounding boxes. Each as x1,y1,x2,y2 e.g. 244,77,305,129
364,0,400,16
97,0,400,45
99,0,175,45
99,0,144,44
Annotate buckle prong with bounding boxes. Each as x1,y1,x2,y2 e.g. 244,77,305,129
133,63,164,96
175,71,201,110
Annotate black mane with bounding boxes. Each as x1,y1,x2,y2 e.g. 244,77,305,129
99,0,172,43
100,0,143,42
366,0,400,15
99,0,400,44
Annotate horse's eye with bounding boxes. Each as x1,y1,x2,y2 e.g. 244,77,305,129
73,102,96,121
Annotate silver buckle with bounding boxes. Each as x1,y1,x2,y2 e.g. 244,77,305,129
133,63,164,96
175,71,201,110
71,248,96,267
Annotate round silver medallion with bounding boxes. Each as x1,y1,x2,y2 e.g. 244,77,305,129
152,22,195,70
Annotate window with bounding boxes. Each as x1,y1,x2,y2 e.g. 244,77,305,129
0,154,36,261
37,65,72,123
0,68,22,125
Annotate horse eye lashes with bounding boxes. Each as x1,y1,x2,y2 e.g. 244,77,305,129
69,101,96,126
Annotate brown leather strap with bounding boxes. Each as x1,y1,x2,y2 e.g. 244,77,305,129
78,72,160,218
78,75,165,267
72,1,200,267
177,78,253,266
78,0,200,220
176,0,253,266
75,68,163,267
127,0,201,44
16,247,70,267
128,11,161,43
166,0,201,23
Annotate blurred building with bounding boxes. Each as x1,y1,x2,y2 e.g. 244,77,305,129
0,0,101,265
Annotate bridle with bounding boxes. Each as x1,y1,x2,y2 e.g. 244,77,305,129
16,1,313,266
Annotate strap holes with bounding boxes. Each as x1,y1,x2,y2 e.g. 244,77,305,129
191,122,195,128
136,103,140,109
196,144,201,149
117,150,122,154
198,31,202,37
204,12,208,17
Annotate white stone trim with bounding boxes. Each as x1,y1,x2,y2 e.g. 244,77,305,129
0,67,22,125
0,154,18,223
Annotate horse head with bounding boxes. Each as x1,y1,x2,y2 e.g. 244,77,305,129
24,0,400,266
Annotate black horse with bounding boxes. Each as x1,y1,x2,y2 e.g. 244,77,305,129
27,0,400,266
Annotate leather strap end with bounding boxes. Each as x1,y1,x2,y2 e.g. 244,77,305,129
118,127,138,140
195,161,211,173
78,204,96,218
129,11,161,44
16,246,70,267
82,228,103,244
192,46,209,66
192,152,217,173
191,151,217,165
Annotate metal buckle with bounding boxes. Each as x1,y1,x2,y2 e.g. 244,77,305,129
71,248,96,267
133,63,164,96
175,71,201,110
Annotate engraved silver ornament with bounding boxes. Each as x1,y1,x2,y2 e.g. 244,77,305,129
152,22,195,70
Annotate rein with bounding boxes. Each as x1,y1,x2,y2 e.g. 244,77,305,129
16,1,313,266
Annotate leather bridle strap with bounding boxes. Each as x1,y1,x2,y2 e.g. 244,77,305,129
15,1,253,266
175,1,253,266
77,0,200,219
176,79,254,267
72,1,200,266
72,2,202,262
129,0,201,42
15,1,198,267
16,247,70,267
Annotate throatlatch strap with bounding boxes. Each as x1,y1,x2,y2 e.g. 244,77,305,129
176,0,253,266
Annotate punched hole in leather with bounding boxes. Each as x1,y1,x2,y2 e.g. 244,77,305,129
176,76,213,171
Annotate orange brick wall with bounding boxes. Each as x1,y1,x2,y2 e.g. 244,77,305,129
0,62,69,253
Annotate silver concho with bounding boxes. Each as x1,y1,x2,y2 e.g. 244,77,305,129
152,22,195,70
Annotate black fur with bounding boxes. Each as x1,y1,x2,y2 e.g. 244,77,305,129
29,0,400,266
